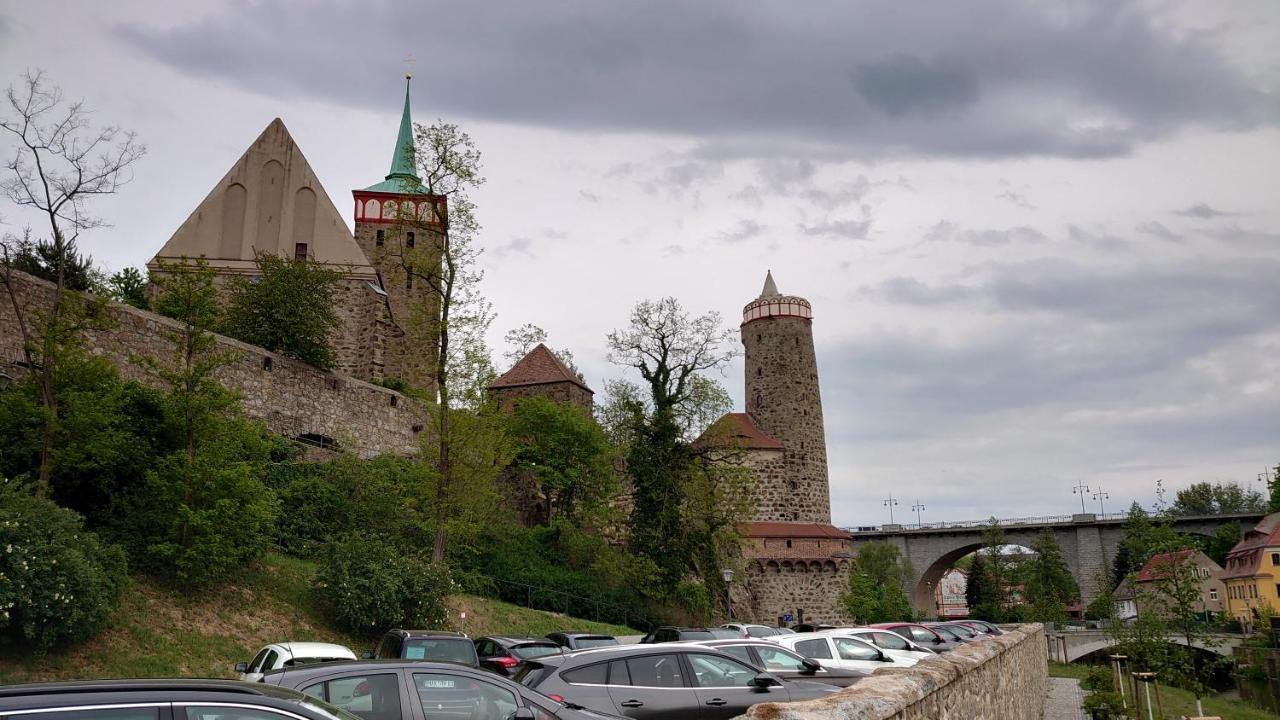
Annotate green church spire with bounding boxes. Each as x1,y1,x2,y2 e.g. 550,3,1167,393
363,74,425,194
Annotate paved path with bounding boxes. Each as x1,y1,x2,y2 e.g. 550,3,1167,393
1043,677,1084,720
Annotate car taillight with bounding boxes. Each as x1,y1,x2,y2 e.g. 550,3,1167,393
548,694,565,703
497,656,519,668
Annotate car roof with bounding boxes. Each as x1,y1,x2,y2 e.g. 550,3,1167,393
550,632,615,638
273,642,357,656
483,636,560,644
264,659,492,682
391,629,468,638
0,679,309,703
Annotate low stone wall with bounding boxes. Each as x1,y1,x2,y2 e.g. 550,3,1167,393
1,269,423,457
742,624,1047,720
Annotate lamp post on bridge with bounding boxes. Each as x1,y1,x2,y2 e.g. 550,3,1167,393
1092,487,1110,515
911,499,926,526
883,494,899,524
1072,481,1091,514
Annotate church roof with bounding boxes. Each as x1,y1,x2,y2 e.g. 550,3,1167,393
697,412,783,450
362,77,426,195
149,118,376,279
489,343,592,393
740,522,848,539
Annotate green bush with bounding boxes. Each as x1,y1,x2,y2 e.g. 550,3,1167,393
314,537,453,635
0,488,127,652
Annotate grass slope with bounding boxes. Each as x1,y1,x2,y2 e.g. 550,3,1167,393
1049,662,1279,720
0,553,635,684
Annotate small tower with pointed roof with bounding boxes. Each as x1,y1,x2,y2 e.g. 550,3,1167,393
488,343,594,411
352,75,447,391
741,270,831,523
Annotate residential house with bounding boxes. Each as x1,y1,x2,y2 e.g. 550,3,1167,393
1222,513,1280,632
1115,549,1226,621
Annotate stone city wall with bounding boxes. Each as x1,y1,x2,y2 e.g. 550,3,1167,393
741,624,1047,720
0,269,422,457
490,380,594,412
737,559,854,626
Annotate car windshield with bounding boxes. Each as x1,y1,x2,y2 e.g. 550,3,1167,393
574,637,618,648
512,644,563,660
930,626,960,641
404,638,476,663
707,629,742,639
745,626,778,638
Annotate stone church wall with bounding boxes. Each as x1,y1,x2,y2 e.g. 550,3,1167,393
742,624,1047,720
1,269,422,457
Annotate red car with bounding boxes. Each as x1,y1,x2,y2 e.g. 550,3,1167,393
868,623,960,652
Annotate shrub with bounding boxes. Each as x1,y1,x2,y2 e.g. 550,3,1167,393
315,537,453,635
0,488,127,652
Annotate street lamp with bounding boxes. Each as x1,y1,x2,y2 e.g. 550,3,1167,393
1072,482,1091,514
721,568,735,620
1092,487,1110,515
883,494,899,523
911,500,926,526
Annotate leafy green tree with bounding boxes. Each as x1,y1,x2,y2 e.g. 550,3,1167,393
974,519,1013,621
502,323,579,376
1112,502,1155,587
220,252,342,369
1193,521,1242,566
106,266,149,310
1267,464,1280,513
841,542,914,623
506,396,616,525
1021,528,1079,622
965,553,994,620
1169,480,1264,516
606,297,736,584
2,230,103,292
1,71,144,494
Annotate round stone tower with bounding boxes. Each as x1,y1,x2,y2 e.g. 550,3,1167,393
741,271,831,524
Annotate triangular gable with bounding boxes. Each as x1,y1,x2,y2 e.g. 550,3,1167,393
149,118,375,279
490,343,591,392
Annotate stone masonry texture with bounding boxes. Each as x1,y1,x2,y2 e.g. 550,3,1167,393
739,623,1047,720
1,269,423,457
742,313,830,524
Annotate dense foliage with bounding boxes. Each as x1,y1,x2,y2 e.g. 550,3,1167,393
1169,481,1264,516
220,252,342,369
841,542,914,623
505,396,616,525
315,536,454,634
1021,529,1078,622
0,488,127,652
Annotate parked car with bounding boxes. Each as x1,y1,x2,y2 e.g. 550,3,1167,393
828,628,937,661
790,623,835,633
955,619,1004,635
771,627,796,635
476,636,566,676
638,626,742,643
868,623,962,652
720,623,783,638
238,642,358,682
0,679,362,720
513,643,838,720
371,629,480,667
548,632,621,650
923,623,973,644
695,639,868,687
772,632,901,672
264,659,624,720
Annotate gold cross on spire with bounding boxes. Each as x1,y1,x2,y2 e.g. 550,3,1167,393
404,54,416,80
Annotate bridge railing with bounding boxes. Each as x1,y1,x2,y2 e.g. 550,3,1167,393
845,512,1132,533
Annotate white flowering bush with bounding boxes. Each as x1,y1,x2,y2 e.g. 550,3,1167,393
313,536,455,634
0,489,127,652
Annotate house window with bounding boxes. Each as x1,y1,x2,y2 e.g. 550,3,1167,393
376,229,385,247
1210,588,1218,601
406,231,416,249
294,242,308,260
1271,553,1278,566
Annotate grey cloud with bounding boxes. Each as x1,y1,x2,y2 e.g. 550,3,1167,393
578,190,599,203
494,236,535,258
1202,224,1280,248
800,218,872,240
928,223,1046,246
1136,221,1181,242
118,1,1273,160
997,191,1035,210
1175,203,1235,219
717,219,766,245
1067,224,1127,251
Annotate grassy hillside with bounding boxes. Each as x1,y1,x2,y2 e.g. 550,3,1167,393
1049,662,1278,720
0,553,636,684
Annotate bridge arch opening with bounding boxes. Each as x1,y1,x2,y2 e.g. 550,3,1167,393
914,542,1037,617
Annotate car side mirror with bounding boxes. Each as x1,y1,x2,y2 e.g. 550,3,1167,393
234,662,249,673
878,652,892,662
750,672,780,689
513,708,536,720
361,650,374,659
800,658,821,673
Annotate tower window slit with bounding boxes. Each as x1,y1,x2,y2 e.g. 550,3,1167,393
406,231,416,248
376,230,385,247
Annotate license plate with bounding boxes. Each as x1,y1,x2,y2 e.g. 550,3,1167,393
422,680,456,688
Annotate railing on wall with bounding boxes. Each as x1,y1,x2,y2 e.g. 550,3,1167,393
847,512,1130,533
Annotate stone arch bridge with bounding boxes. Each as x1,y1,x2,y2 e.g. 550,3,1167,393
847,512,1262,613
1045,628,1245,663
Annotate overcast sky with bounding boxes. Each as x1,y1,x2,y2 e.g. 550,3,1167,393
3,1,1278,528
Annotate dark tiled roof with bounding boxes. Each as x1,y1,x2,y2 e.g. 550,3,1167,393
696,413,783,450
1220,513,1280,580
741,522,848,539
489,344,592,393
1134,549,1195,582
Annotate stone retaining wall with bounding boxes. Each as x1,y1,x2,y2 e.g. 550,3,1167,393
1,269,423,456
741,624,1047,720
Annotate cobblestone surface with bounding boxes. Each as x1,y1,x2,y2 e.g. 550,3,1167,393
1043,677,1084,720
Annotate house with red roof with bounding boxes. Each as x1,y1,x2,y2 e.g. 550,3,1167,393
1222,512,1280,631
488,343,593,411
1114,548,1225,621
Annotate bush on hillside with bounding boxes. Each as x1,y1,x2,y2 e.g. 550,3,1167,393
314,537,454,634
0,487,127,653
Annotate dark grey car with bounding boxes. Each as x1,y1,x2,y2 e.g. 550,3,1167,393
264,659,626,720
513,643,839,720
695,640,868,688
0,679,361,720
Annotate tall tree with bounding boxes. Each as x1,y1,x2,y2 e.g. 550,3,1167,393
502,323,579,376
606,297,736,583
1169,480,1264,516
0,70,145,495
220,251,342,369
841,542,914,623
106,266,149,310
506,396,616,525
976,518,1013,622
1021,528,1079,622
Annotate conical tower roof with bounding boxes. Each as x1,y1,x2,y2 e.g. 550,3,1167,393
363,76,426,195
760,270,780,298
149,118,375,279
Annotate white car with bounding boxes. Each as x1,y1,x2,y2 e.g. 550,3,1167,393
828,628,936,664
773,632,901,673
236,641,357,682
720,623,786,638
